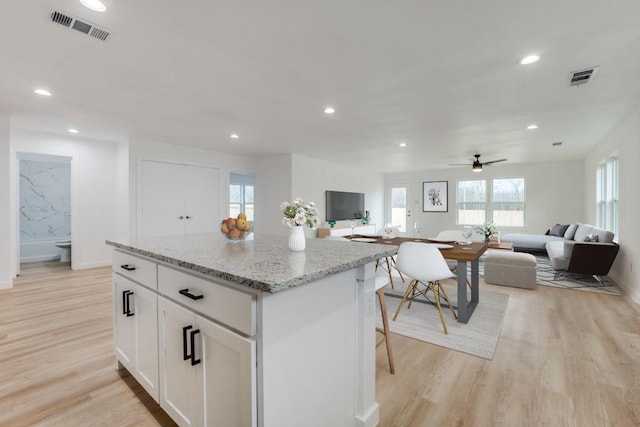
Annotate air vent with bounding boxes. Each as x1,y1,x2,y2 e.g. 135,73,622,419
569,66,598,87
49,10,111,41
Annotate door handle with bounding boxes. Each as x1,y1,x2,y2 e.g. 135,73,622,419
190,329,201,366
179,288,204,300
185,215,192,219
182,325,192,361
179,215,185,219
122,290,134,316
120,264,136,271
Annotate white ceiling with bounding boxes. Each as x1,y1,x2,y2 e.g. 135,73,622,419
2,0,639,173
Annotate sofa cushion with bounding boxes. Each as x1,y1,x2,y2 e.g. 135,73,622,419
549,223,569,237
590,227,614,243
564,223,578,240
546,241,571,271
573,224,593,242
501,233,564,251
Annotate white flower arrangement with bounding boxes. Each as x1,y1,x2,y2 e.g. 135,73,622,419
475,221,499,239
280,198,320,228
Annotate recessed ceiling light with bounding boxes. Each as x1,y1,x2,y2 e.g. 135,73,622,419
34,88,52,96
520,55,540,65
80,0,106,12
324,106,335,114
230,133,239,139
527,124,539,130
399,142,407,148
68,128,79,134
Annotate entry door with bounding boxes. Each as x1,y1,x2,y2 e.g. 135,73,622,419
386,183,413,237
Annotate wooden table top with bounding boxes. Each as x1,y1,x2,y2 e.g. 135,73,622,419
347,235,488,262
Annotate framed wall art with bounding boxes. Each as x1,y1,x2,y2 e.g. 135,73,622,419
423,181,448,212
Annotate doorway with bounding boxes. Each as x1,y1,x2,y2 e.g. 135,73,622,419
386,183,413,237
18,153,72,274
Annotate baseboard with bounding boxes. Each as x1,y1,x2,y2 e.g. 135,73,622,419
0,278,14,290
73,260,111,270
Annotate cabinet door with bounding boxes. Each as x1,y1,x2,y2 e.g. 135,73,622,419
196,315,257,427
140,161,186,237
158,297,200,427
131,283,159,402
113,276,135,368
183,165,220,234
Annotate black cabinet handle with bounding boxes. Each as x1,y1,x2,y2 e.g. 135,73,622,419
122,290,134,316
125,291,134,317
120,264,136,271
182,325,192,361
190,329,201,366
179,288,204,300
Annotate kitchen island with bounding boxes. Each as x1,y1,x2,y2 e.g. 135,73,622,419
106,233,396,427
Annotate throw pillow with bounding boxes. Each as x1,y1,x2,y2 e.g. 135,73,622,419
584,234,599,242
564,223,578,240
549,223,569,237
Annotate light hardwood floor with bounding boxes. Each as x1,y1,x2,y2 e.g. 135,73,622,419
1,266,639,426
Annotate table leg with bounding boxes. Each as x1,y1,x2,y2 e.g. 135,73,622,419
456,260,479,323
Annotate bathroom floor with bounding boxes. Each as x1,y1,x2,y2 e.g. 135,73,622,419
19,261,71,277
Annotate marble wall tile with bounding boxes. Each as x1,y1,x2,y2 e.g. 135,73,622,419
20,159,71,240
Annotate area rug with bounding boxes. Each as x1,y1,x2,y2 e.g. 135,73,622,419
378,283,508,360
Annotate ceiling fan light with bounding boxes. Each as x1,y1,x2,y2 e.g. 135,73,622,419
472,163,482,172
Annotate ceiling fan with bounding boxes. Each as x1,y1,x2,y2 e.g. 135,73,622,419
449,154,507,172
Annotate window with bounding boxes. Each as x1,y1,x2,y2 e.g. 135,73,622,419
390,186,407,232
457,180,486,225
492,178,525,227
229,172,255,221
457,177,525,227
596,154,618,237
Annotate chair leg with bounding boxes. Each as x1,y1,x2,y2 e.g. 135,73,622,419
438,281,458,320
376,288,395,374
390,256,405,283
431,283,448,335
407,282,418,310
393,280,416,321
384,257,395,289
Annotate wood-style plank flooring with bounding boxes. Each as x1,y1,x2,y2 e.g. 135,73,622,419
1,266,639,426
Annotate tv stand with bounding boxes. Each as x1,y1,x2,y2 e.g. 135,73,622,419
317,224,376,238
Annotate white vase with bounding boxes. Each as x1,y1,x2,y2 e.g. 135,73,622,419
288,226,306,252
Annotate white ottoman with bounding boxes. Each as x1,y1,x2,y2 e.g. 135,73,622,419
484,251,537,289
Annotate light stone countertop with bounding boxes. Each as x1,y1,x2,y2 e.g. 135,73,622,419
106,232,397,293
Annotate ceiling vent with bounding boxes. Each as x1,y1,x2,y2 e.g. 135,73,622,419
569,66,598,87
50,11,110,41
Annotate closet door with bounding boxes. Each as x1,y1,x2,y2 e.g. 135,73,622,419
183,166,220,234
140,161,185,237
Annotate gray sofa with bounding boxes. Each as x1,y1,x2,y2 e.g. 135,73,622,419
503,223,619,283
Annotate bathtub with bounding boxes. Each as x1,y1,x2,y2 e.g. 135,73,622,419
20,238,65,263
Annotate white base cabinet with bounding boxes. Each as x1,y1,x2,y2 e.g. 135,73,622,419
158,297,256,427
111,248,379,427
113,274,159,402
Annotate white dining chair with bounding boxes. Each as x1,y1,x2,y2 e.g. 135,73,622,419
375,227,405,289
393,242,458,334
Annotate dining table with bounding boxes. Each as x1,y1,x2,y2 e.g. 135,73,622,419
346,235,488,323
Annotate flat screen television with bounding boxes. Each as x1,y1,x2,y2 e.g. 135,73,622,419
325,190,365,222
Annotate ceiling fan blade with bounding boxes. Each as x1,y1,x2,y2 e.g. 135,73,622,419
448,163,472,166
483,158,507,165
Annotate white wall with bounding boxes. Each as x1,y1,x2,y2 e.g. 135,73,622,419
127,139,259,238
0,116,11,288
10,128,119,274
585,105,640,305
291,154,385,238
385,160,585,239
256,154,293,236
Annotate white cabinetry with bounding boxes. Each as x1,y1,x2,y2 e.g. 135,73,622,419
139,160,220,237
112,254,159,402
158,297,256,427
